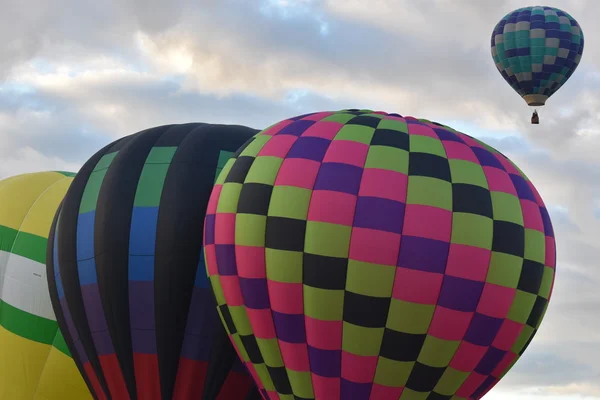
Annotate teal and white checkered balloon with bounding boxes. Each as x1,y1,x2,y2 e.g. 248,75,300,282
491,6,584,107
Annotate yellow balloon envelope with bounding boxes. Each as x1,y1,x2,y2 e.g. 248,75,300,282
0,171,91,400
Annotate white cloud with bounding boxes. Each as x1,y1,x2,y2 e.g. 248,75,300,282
0,146,80,179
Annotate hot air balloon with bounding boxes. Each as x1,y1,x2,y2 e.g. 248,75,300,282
204,109,556,399
491,5,584,124
0,171,91,400
46,123,263,400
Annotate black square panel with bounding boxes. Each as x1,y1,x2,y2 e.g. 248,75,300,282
370,129,409,150
452,183,493,218
224,156,254,183
343,291,391,328
408,153,451,182
380,329,426,362
492,220,525,257
347,115,381,128
405,362,446,392
517,259,544,295
237,183,273,215
303,253,348,290
265,217,306,252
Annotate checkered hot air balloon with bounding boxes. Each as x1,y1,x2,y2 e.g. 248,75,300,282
491,5,584,124
204,110,557,400
46,123,263,400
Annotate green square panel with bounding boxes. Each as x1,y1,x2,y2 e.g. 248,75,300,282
342,322,384,356
333,124,375,144
491,192,524,225
228,306,253,335
449,159,488,188
486,252,523,288
214,167,226,184
216,183,243,213
373,357,414,387
409,135,447,158
386,299,435,334
235,214,266,247
256,337,284,367
511,324,535,354
265,248,303,283
345,260,395,297
364,146,409,174
399,388,429,399
253,363,275,391
538,267,554,299
268,186,312,220
417,336,460,367
406,176,452,210
245,156,283,185
524,228,545,264
433,367,469,395
303,286,344,321
377,119,408,132
451,213,493,249
286,370,314,399
507,290,537,324
304,221,351,258
322,113,356,124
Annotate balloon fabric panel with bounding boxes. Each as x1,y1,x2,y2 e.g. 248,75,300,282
491,6,583,103
47,124,260,400
204,110,557,399
0,171,91,400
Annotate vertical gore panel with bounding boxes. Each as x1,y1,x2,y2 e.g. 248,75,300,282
94,127,169,399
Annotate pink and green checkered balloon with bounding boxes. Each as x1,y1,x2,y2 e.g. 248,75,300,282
203,109,556,400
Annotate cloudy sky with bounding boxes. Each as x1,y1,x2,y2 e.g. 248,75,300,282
1,0,599,398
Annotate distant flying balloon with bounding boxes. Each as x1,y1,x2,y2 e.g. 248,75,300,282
47,123,262,400
491,5,584,124
204,109,557,399
0,171,91,400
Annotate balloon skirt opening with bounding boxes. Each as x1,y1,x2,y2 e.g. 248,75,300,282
523,94,548,107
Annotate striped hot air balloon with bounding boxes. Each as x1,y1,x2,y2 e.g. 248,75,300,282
47,123,262,400
0,171,91,400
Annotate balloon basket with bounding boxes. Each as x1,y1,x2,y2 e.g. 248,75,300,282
531,110,539,125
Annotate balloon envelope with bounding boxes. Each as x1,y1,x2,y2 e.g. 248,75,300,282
491,5,584,106
47,123,260,400
0,171,91,400
204,110,557,399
